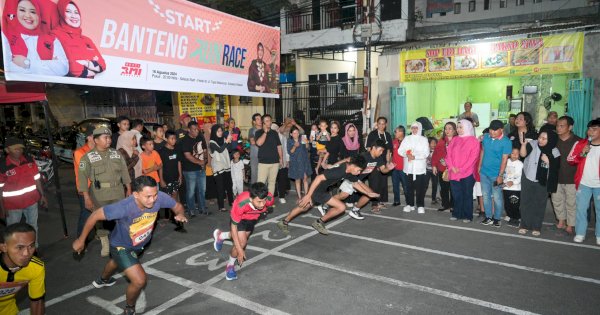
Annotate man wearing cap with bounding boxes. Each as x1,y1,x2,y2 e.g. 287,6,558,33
73,127,95,238
176,113,192,140
0,138,47,247
78,127,132,257
479,120,513,227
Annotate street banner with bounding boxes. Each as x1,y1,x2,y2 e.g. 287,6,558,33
177,92,229,126
1,0,280,97
400,32,583,82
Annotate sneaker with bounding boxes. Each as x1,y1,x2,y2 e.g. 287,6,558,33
403,205,412,213
92,277,117,288
345,202,354,208
507,219,520,228
573,235,585,243
276,220,289,235
279,198,286,204
450,217,458,221
462,219,472,223
316,205,327,216
480,218,493,226
123,305,136,315
504,216,511,222
417,207,425,214
311,220,329,235
174,225,187,233
493,219,501,228
213,229,224,252
348,209,364,220
225,265,237,280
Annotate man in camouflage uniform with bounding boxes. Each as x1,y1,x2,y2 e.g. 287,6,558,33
78,127,132,257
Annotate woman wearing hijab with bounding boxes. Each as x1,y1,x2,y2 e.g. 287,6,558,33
209,124,234,212
398,122,430,213
53,0,105,78
342,123,362,158
518,126,560,236
445,120,481,222
432,122,457,211
2,0,68,75
116,130,141,180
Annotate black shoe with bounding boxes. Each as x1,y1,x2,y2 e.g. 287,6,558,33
437,207,449,212
174,226,187,233
392,202,401,207
493,219,501,228
481,218,493,225
507,219,520,228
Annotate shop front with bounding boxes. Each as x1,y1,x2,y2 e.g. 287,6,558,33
396,32,585,136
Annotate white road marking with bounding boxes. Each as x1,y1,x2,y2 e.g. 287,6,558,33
144,267,291,315
263,249,540,315
86,290,147,314
361,213,600,250
185,252,227,271
250,229,292,242
35,213,289,311
144,216,351,313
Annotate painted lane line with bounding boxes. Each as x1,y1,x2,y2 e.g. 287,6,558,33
286,222,600,285
262,249,539,315
144,267,290,315
36,212,290,311
144,216,351,313
361,213,600,250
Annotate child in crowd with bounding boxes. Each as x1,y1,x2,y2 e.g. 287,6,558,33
140,137,162,183
426,137,439,205
231,150,245,197
503,147,523,227
315,120,330,174
158,131,185,231
391,126,407,206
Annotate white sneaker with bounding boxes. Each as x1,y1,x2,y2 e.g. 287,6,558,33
316,205,326,216
417,207,425,214
411,206,416,211
279,198,286,204
403,205,412,212
345,203,354,208
348,209,365,220
504,216,511,222
573,235,585,243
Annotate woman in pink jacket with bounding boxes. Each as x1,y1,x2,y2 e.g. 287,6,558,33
445,119,481,222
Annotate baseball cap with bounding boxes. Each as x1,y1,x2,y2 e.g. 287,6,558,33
179,113,191,122
92,126,112,136
4,137,25,148
489,120,504,131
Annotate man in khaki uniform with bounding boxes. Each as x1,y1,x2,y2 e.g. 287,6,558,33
78,127,132,257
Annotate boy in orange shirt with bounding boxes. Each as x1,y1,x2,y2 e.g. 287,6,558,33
140,137,162,182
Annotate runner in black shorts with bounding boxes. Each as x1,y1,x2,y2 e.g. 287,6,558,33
276,155,377,235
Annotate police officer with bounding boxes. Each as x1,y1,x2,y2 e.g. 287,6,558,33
78,126,132,257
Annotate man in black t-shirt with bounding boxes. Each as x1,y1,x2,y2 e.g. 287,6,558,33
180,121,208,216
158,131,186,232
255,114,283,196
277,155,377,235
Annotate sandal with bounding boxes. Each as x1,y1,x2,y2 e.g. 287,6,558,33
518,229,528,235
532,231,541,237
371,207,382,214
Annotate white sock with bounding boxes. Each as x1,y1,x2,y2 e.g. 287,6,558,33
352,206,360,211
220,231,230,240
227,256,237,266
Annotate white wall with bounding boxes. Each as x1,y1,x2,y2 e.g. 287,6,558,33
296,52,359,81
415,0,592,25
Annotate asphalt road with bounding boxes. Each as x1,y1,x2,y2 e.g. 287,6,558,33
15,164,600,314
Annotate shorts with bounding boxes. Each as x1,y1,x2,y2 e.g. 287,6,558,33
316,143,326,151
232,219,257,232
339,179,356,195
110,246,143,271
473,182,482,199
312,191,332,205
160,181,180,195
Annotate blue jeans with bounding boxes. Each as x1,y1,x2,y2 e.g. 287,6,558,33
183,170,206,214
481,173,505,220
574,184,600,237
450,175,475,220
77,194,91,238
391,169,408,204
6,203,39,246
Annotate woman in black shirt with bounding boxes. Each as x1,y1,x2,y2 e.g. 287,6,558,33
325,121,347,165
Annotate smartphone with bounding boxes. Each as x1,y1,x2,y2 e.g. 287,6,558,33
301,134,307,144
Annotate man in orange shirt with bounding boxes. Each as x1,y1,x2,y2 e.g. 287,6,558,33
140,137,162,183
74,128,94,238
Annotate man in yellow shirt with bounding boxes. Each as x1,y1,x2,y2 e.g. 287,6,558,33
0,223,45,315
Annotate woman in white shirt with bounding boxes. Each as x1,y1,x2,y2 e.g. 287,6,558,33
2,0,68,76
398,121,430,214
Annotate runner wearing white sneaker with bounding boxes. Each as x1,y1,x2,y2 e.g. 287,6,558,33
277,156,371,234
211,183,274,280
